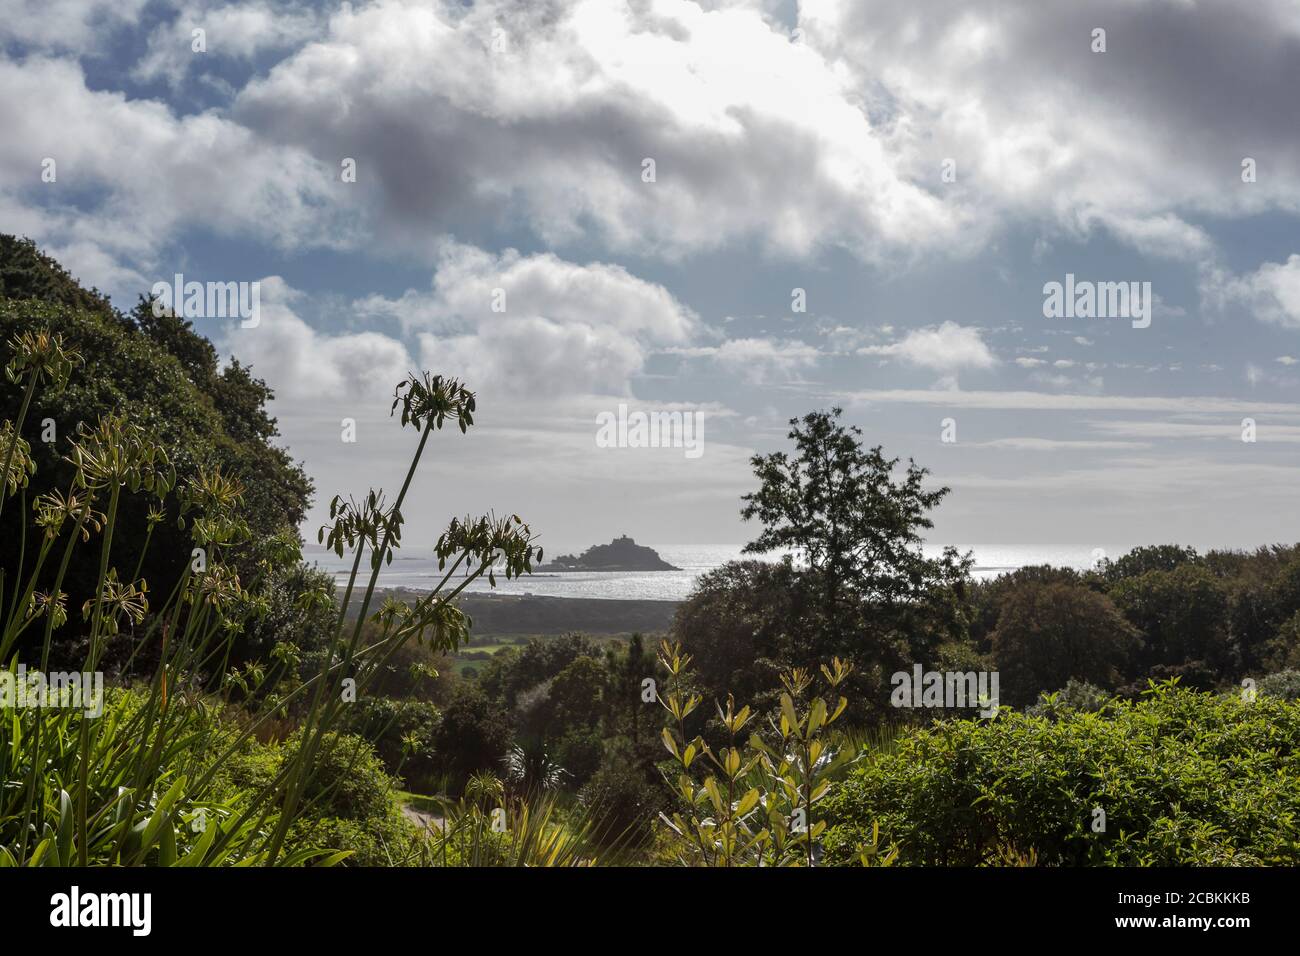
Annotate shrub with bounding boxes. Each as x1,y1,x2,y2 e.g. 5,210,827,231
823,684,1300,866
579,742,666,848
1258,669,1300,702
343,697,441,793
554,729,604,788
1024,679,1112,719
433,682,513,787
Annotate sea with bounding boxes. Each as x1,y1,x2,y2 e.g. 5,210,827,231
302,543,1131,602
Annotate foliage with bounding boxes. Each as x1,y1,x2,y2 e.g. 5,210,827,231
0,314,540,866
990,582,1140,706
740,407,964,605
678,406,975,722
432,682,513,787
579,740,666,848
655,640,892,867
1109,565,1232,674
424,773,601,867
1024,679,1113,720
1098,544,1201,583
477,633,601,708
1258,669,1300,702
823,684,1300,865
0,291,312,637
342,696,442,793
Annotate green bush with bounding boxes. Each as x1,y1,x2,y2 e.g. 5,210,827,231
823,684,1300,866
432,682,513,787
580,741,666,848
343,696,442,792
1258,669,1300,702
1024,679,1112,719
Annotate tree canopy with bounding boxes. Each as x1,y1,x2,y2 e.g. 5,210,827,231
0,235,313,664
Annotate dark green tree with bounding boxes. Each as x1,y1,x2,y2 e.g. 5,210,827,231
991,582,1141,705
1110,564,1232,675
433,682,512,788
736,407,972,700
0,237,313,668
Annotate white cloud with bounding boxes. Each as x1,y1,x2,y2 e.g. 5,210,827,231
1211,255,1300,329
0,57,352,303
219,277,413,402
977,437,1148,451
859,322,996,372
1088,420,1300,443
845,388,1300,415
0,0,149,53
799,0,1300,265
133,1,326,88
363,244,700,398
710,338,821,384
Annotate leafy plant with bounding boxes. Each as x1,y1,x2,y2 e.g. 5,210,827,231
1,327,540,866
823,682,1300,866
655,639,892,866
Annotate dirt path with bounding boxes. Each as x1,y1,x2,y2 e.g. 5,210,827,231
401,803,445,832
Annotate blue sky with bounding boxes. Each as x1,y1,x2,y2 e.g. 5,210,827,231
3,0,1299,554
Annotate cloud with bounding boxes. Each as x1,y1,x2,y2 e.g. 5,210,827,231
0,57,352,302
132,1,326,88
709,337,821,384
219,277,413,402
0,0,149,53
232,0,960,263
845,388,1300,415
1210,255,1300,329
363,244,700,398
800,0,1300,263
976,437,1148,451
859,322,996,372
1087,420,1300,443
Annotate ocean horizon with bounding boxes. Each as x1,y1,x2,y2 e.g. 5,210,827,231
303,542,1147,602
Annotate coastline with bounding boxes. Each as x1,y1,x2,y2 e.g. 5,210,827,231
368,588,680,636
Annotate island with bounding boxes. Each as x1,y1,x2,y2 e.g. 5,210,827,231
540,535,681,571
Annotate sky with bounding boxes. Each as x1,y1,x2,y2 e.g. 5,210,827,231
2,0,1299,555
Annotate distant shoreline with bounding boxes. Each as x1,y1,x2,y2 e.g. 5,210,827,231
370,588,680,636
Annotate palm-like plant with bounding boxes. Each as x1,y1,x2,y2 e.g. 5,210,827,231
503,739,568,794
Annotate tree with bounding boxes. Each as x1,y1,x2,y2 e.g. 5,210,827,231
670,559,812,711
604,633,655,744
1100,544,1201,583
548,655,607,733
1109,565,1232,675
990,583,1140,706
969,565,1085,652
741,407,962,605
0,239,313,667
433,682,512,788
737,408,972,694
478,633,600,707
